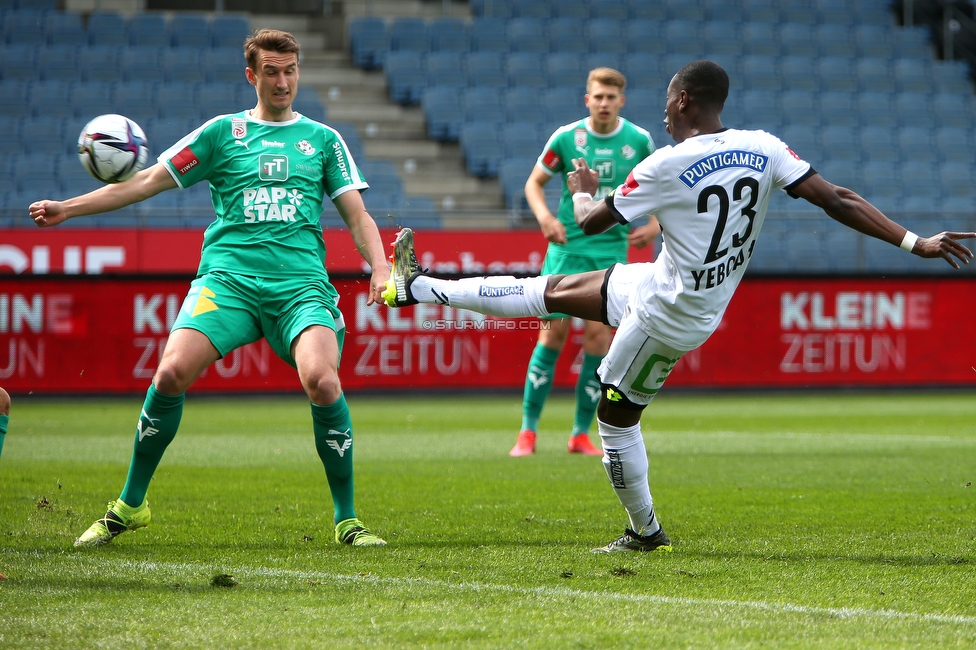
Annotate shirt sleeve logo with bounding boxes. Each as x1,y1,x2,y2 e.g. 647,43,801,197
171,147,199,176
541,149,560,169
620,171,639,196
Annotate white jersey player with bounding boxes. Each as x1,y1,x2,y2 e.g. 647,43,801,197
382,60,976,553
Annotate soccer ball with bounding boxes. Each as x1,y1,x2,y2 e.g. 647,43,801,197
77,114,149,183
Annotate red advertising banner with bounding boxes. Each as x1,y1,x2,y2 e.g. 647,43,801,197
0,228,653,276
1,276,974,394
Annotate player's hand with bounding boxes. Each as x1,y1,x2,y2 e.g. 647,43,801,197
567,158,599,195
540,215,567,244
912,231,976,269
628,220,661,249
29,200,68,228
367,264,392,306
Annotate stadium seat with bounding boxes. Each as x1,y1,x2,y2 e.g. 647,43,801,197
503,87,546,124
209,14,249,49
70,81,116,119
818,57,858,94
0,43,37,82
169,14,211,49
552,0,590,20
21,116,63,154
935,126,976,163
815,23,856,58
29,79,73,120
37,44,80,82
780,90,820,127
665,0,706,21
122,46,166,83
821,125,860,162
548,18,587,53
933,92,973,130
396,197,442,230
88,11,128,47
328,121,365,161
428,18,469,53
422,86,462,141
506,52,547,88
590,0,630,20
583,52,625,75
854,92,897,130
546,53,586,86
137,191,182,225
900,160,941,200
898,126,938,164
702,0,740,21
15,152,59,192
779,125,821,161
57,156,100,195
293,93,327,122
385,50,425,105
622,53,665,91
854,25,895,58
895,26,933,59
664,20,702,56
498,156,537,207
2,11,46,46
162,47,205,84
425,51,466,90
894,58,934,94
854,57,897,95
389,17,429,52
155,82,201,121
740,55,780,91
114,80,158,125
702,22,743,57
780,57,819,92
127,13,169,48
938,163,976,200
861,160,902,201
348,16,387,69
930,60,972,94
44,11,86,46
359,159,403,196
203,47,244,84
778,24,819,58
587,19,628,55
508,18,548,53
0,80,30,118
741,0,781,23
465,51,506,88
820,91,858,128
543,86,584,126
513,0,549,19
895,92,935,129
502,121,542,159
470,17,508,53
858,125,901,163
740,89,780,123
197,86,241,119
460,120,503,177
815,0,856,24
624,19,667,55
462,86,505,124
79,45,122,83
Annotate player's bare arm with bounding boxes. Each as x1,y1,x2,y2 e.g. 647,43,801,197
30,164,177,228
627,217,662,249
567,158,617,235
792,173,976,268
334,190,390,305
525,165,567,244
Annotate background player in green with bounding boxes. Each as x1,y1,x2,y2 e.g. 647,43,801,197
0,387,9,462
29,30,389,547
512,68,661,457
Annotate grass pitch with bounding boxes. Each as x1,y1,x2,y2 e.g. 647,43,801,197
1,392,975,648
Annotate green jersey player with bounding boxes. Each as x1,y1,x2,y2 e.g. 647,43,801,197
0,386,9,462
513,68,660,457
30,30,390,548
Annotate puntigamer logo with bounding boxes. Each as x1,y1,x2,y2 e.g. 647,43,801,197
259,154,289,181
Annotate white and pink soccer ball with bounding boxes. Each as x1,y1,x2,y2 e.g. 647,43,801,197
77,114,149,184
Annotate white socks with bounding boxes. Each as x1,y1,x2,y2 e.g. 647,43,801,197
598,419,660,536
410,275,550,318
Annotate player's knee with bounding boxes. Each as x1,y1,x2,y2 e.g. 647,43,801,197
597,385,645,427
304,371,342,405
152,364,193,395
0,386,10,415
538,319,569,348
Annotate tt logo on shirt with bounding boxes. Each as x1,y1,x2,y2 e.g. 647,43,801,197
259,154,289,181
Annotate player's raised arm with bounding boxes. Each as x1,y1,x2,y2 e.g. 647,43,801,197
29,164,178,228
333,190,390,306
790,172,976,269
567,158,617,235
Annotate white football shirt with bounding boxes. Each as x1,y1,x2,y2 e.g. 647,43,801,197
607,128,813,350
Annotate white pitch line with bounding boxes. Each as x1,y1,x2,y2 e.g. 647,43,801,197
101,559,976,627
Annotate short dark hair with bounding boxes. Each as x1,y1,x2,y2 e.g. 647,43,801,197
675,60,729,110
244,29,301,72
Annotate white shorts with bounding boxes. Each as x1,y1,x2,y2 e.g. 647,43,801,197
598,263,683,406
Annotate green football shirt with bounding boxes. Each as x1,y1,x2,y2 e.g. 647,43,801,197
159,111,367,279
537,117,655,257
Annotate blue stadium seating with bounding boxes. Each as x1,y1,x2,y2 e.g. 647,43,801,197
513,0,549,19
169,14,210,49
859,125,901,163
70,81,114,119
21,116,64,153
820,91,858,127
741,0,781,24
44,11,86,46
385,50,425,104
502,121,542,159
781,56,819,92
202,47,243,84
37,44,79,82
740,56,780,91
460,120,503,177
465,51,506,88
425,51,466,89
507,18,547,53
3,11,46,46
162,47,205,84
506,52,547,88
469,17,507,53
894,58,934,94
819,57,859,94
935,126,976,163
428,17,469,52
390,17,429,52
780,90,820,127
0,80,30,118
665,0,705,22
816,23,856,58
590,0,629,20
87,12,128,47
498,156,537,207
546,53,586,86
209,14,249,49
626,20,668,55
0,43,37,82
126,13,168,48
547,18,586,53
552,0,590,20
855,25,895,58
779,24,819,58
584,52,624,74
122,46,165,83
423,86,462,141
898,126,938,163
663,20,701,56
587,19,628,55
543,86,584,127
348,16,387,69
29,79,73,119
702,22,742,57
462,86,505,124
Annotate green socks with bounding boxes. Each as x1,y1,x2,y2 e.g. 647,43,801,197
0,414,8,461
572,352,604,436
312,394,357,524
119,385,184,508
521,343,560,432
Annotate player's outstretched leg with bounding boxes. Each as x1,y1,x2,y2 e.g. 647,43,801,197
384,228,550,316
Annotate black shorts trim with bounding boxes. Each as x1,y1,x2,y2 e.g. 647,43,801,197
599,382,646,411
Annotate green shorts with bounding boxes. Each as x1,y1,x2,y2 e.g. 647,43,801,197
172,271,345,368
541,251,621,320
